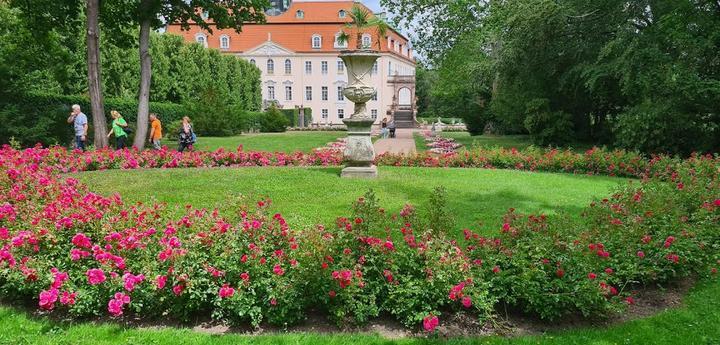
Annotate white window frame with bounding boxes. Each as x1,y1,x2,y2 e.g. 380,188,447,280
371,109,378,119
285,86,292,101
321,86,328,101
334,33,348,49
267,59,274,74
267,86,275,100
220,35,230,49
195,33,208,48
339,10,346,18
361,34,372,49
372,61,378,75
338,109,345,119
337,86,344,101
321,109,329,119
311,35,322,49
337,60,345,74
305,61,312,74
284,59,292,74
321,61,328,74
305,86,312,101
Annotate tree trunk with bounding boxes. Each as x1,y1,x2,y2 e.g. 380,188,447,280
86,0,108,149
134,10,152,149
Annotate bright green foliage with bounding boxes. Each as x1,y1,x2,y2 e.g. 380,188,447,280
394,0,720,155
0,93,187,147
260,106,291,133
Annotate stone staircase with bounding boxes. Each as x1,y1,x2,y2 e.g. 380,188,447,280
393,109,415,128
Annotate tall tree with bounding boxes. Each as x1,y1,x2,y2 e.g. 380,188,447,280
86,0,108,148
132,0,268,149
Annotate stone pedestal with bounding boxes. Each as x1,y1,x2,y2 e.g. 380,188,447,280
341,117,377,178
339,51,381,178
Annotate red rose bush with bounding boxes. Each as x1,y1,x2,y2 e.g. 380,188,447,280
0,145,718,333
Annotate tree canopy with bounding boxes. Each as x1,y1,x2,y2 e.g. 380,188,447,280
389,0,720,155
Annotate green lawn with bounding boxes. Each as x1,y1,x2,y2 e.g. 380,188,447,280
1,278,717,344
8,167,717,344
415,133,593,152
73,166,623,234
194,131,346,153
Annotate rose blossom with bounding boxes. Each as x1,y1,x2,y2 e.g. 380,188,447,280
423,315,439,332
86,268,106,285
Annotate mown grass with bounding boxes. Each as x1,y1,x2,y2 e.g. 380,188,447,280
414,133,593,153
195,131,345,153
73,166,623,234
1,279,717,344
9,166,716,344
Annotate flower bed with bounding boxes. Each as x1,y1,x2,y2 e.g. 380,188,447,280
314,138,347,154
0,145,718,333
420,130,463,154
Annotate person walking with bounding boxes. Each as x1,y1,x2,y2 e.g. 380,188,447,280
388,119,397,139
178,116,195,152
381,118,388,139
106,110,129,149
67,104,88,151
148,113,162,150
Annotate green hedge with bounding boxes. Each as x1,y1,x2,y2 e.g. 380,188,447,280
279,108,313,127
0,93,187,147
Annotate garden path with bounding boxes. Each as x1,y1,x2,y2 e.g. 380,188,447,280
374,128,417,155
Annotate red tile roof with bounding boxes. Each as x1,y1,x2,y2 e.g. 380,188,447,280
166,0,414,63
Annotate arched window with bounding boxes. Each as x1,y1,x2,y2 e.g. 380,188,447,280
338,10,346,18
267,59,274,74
220,35,230,49
249,59,256,66
296,10,304,19
195,33,207,48
311,34,322,49
334,32,348,48
284,59,292,74
361,34,372,49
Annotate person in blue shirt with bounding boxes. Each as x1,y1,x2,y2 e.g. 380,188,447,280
67,104,88,151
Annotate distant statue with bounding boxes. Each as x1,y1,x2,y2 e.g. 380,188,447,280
435,117,443,133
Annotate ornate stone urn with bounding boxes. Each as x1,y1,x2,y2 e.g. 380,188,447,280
340,50,381,178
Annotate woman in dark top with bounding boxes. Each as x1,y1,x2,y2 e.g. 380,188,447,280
178,116,196,152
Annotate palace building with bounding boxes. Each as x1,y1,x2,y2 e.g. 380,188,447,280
166,0,417,128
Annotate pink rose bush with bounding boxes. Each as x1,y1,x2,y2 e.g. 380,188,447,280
0,145,718,332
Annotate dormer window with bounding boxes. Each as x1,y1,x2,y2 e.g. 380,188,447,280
312,34,322,49
339,10,346,18
334,33,348,49
361,34,372,49
201,10,209,20
220,35,230,49
296,10,304,19
195,33,207,48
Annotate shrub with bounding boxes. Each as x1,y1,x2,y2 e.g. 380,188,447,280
523,98,575,146
279,108,313,128
0,93,187,147
0,145,718,331
613,100,720,156
260,106,290,133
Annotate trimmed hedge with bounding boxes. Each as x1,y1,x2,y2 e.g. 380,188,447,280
280,108,313,128
0,93,187,147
